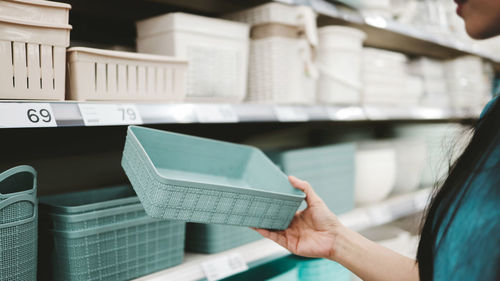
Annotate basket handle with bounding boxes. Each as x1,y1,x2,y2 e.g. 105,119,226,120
0,194,37,229
0,165,37,197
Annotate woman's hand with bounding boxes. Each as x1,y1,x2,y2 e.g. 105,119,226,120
254,175,343,260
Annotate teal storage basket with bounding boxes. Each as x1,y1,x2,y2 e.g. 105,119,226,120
39,186,185,281
223,256,298,281
186,223,262,254
269,143,356,215
0,165,38,281
297,258,350,281
121,126,305,230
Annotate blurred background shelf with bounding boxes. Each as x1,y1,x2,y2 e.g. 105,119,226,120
132,187,431,281
60,0,500,72
0,101,480,128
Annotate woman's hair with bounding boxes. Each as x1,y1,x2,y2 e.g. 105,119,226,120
417,97,500,280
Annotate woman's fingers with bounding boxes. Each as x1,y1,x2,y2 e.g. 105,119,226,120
253,228,289,249
289,175,324,207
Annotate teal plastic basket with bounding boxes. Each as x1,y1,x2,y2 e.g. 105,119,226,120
297,258,350,281
121,126,305,230
39,186,185,281
0,165,38,281
223,256,298,281
269,143,355,215
186,223,262,254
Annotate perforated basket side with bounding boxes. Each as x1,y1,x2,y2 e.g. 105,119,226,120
122,136,301,230
186,223,261,253
46,220,185,281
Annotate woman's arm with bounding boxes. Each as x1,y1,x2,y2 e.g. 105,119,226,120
255,176,419,281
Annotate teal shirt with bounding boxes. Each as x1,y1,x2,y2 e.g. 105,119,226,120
434,98,500,280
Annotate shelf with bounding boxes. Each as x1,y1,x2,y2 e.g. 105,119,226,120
133,188,431,281
0,101,479,129
282,0,500,71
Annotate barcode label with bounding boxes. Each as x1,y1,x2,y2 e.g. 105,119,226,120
201,253,248,281
78,104,143,126
194,105,239,123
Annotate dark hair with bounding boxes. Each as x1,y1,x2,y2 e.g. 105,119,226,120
417,97,500,280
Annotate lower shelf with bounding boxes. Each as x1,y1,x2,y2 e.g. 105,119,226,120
133,188,431,281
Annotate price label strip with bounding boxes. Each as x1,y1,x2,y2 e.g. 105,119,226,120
274,106,309,122
0,103,57,128
201,253,249,281
194,105,239,123
78,104,143,126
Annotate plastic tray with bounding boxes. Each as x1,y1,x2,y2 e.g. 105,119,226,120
0,0,71,100
39,186,185,281
186,223,261,254
66,47,187,101
270,144,355,214
121,126,305,230
0,165,38,281
39,185,138,214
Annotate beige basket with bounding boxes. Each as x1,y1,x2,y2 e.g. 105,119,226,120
66,47,187,101
0,0,71,100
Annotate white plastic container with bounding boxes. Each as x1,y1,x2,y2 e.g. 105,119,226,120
136,13,249,103
317,26,366,105
355,147,396,204
392,138,427,193
66,47,188,101
227,3,318,104
0,0,71,100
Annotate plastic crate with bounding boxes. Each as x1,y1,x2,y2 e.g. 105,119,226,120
121,126,305,230
0,0,71,100
66,47,187,101
136,13,249,103
270,144,355,214
39,186,185,281
0,165,38,281
186,223,261,254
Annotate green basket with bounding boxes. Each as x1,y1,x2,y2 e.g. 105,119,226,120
186,223,262,254
0,165,38,281
269,144,355,215
39,186,185,281
121,126,305,230
297,258,350,281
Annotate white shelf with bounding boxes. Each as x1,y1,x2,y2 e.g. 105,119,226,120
0,101,478,128
133,188,431,281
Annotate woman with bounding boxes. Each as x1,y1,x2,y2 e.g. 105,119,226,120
255,1,500,280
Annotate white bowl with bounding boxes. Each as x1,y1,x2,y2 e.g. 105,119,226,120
355,147,396,204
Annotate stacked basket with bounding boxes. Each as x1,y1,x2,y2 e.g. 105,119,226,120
269,143,356,214
186,223,261,254
0,166,38,281
38,185,185,281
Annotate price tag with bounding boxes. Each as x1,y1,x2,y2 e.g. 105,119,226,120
328,106,365,120
274,106,309,122
201,253,248,281
194,105,239,123
78,104,143,126
0,103,57,128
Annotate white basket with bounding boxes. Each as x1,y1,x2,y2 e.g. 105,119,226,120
136,13,249,103
225,2,303,27
248,37,316,104
0,0,71,100
66,47,187,101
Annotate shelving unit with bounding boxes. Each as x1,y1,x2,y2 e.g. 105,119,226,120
0,101,480,128
133,188,431,281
